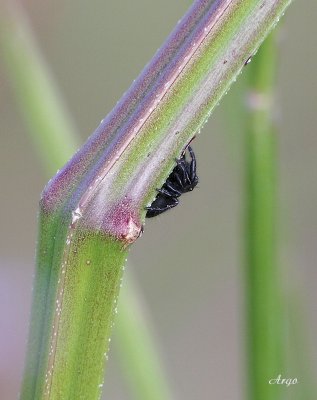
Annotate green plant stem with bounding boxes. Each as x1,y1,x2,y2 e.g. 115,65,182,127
1,4,173,400
22,222,127,399
245,33,284,400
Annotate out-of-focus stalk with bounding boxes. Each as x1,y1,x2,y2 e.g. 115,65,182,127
0,3,78,175
244,33,284,400
115,275,174,400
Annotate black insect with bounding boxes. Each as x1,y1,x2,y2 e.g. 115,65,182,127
146,146,198,218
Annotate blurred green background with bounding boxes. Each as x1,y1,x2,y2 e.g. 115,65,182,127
0,1,316,399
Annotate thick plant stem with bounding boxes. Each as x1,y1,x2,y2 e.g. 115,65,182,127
244,34,284,400
22,220,127,399
1,0,293,398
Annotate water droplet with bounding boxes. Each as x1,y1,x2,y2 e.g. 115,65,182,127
72,207,82,224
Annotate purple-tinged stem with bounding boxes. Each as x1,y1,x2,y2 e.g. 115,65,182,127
16,0,293,398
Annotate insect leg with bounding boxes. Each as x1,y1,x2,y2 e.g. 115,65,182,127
164,180,182,196
188,146,197,181
157,187,176,198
